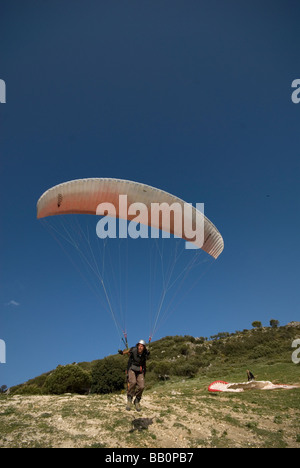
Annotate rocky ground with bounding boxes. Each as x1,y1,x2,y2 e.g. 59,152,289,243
1,380,300,448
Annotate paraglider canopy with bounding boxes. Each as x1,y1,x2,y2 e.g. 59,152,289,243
37,178,224,258
37,178,224,344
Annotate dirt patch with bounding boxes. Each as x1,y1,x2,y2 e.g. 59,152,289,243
1,387,300,448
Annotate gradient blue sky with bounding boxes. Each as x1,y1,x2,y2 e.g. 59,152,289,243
1,0,300,388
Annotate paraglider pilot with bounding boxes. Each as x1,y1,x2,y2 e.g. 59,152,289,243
119,340,150,411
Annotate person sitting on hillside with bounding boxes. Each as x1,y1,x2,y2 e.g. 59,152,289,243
247,369,255,381
118,340,150,412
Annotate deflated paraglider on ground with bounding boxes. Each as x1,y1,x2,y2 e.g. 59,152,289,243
208,380,300,393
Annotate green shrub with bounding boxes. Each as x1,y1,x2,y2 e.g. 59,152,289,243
179,344,189,356
90,356,127,394
172,361,198,378
13,384,46,395
44,364,91,395
149,360,172,378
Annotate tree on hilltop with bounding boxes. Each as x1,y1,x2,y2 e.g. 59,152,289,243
252,321,262,329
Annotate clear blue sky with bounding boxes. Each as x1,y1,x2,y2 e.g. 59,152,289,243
1,0,300,388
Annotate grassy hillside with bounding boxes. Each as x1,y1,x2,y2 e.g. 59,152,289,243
1,324,299,448
9,323,300,395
